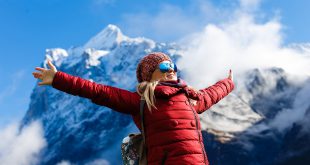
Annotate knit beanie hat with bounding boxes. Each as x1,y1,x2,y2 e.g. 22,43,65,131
136,52,172,82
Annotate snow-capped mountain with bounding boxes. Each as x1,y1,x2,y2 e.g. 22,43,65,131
202,68,310,165
22,24,310,165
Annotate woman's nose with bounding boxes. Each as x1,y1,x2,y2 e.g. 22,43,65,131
168,68,174,73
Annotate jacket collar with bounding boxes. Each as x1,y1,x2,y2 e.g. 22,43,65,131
154,79,202,100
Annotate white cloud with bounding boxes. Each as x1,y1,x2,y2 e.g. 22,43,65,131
0,121,46,165
270,80,310,132
56,160,71,165
240,0,261,11
56,159,110,165
85,159,110,165
178,10,310,88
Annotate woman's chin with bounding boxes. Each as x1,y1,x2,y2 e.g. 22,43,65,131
161,77,177,81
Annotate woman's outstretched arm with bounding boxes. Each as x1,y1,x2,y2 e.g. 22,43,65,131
193,70,234,114
32,60,140,115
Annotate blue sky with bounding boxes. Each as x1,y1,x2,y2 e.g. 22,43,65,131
0,0,309,126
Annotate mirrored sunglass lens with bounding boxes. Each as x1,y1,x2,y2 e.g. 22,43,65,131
159,62,177,73
159,63,170,72
173,63,177,72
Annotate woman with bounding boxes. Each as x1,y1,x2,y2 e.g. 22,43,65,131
32,52,234,165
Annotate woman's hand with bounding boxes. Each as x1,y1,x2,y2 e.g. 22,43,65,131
228,69,233,81
32,60,57,86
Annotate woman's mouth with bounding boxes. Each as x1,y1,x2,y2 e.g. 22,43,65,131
166,74,175,79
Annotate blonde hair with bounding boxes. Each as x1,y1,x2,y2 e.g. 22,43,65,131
136,81,201,111
136,81,159,112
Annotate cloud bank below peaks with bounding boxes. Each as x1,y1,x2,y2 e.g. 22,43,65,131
0,121,46,165
177,3,310,88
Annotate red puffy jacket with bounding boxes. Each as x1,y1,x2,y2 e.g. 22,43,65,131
52,71,234,165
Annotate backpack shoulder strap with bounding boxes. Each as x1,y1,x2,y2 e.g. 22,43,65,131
140,98,146,145
139,98,148,164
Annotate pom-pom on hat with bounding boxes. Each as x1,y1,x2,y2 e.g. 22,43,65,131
136,52,172,82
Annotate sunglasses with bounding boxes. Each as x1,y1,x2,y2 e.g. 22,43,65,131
158,61,178,73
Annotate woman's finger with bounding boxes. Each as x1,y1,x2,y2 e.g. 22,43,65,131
38,81,48,86
32,72,42,76
47,60,56,71
229,69,233,81
35,67,46,72
32,72,42,78
33,74,43,79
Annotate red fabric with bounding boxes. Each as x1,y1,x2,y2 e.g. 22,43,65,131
52,71,140,115
52,71,234,165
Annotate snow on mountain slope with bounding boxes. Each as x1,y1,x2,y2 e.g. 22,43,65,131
202,67,310,165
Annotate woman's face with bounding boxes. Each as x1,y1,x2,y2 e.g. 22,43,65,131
150,60,178,82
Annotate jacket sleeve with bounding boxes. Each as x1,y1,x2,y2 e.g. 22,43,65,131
51,71,140,115
193,78,234,114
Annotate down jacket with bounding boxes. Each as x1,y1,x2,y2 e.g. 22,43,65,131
52,71,234,165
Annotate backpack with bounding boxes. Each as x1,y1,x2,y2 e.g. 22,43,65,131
121,100,147,165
